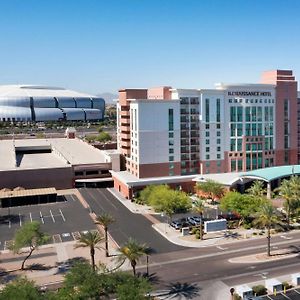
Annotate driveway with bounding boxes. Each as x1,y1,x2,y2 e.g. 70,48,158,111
79,188,186,254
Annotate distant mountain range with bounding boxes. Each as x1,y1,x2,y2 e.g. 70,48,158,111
96,93,118,104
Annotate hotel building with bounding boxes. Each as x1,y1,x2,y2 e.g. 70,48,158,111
113,70,298,198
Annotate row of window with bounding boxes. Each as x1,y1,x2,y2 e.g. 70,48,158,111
230,106,274,122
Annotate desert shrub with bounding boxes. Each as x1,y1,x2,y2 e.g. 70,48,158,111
252,285,267,296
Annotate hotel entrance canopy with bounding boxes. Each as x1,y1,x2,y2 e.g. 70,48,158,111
240,165,300,182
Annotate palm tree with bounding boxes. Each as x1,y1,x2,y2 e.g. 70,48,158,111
95,213,115,257
74,231,104,271
246,181,265,198
254,203,281,256
117,238,147,276
277,178,294,227
193,200,205,240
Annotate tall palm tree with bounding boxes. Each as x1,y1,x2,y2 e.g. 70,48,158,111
74,231,104,271
95,213,115,257
193,200,205,240
254,203,280,256
117,238,147,276
246,180,265,198
277,178,294,227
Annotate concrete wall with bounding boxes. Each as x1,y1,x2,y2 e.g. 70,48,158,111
0,167,73,190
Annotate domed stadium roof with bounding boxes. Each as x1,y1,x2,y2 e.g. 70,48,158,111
0,85,105,122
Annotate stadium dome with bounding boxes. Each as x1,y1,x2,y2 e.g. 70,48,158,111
0,85,105,122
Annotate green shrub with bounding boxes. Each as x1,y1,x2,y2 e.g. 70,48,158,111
195,232,200,239
252,232,257,235
233,294,242,300
282,281,293,290
252,285,267,296
191,228,199,235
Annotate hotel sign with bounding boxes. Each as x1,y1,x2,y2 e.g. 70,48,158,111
228,91,272,97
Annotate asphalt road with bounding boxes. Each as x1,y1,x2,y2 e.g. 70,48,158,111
79,188,185,254
138,233,300,296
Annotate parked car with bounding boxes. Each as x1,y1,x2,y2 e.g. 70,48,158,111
218,213,240,221
170,218,191,230
187,216,202,226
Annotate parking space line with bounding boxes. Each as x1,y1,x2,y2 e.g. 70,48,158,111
8,219,11,229
29,212,32,222
40,211,44,224
50,210,55,223
19,213,22,227
59,209,66,222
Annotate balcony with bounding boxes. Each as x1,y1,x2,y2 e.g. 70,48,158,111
190,147,199,153
120,133,130,140
181,147,189,153
190,126,199,130
190,133,199,138
180,110,189,115
120,110,130,117
180,117,189,123
190,110,199,115
190,100,199,105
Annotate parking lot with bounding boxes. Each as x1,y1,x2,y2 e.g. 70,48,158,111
258,288,300,299
0,195,96,250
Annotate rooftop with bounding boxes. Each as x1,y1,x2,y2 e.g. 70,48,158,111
0,138,109,171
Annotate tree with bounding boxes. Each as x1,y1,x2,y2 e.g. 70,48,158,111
193,200,205,240
246,181,266,198
96,131,112,142
0,277,42,300
196,180,224,200
254,202,281,256
11,221,49,270
117,238,147,276
277,176,300,227
74,231,104,271
140,185,191,219
95,213,115,257
116,274,151,300
220,191,267,225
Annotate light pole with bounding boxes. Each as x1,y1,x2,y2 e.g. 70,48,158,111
161,212,167,233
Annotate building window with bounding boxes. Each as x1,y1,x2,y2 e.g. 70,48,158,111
169,132,174,138
206,147,210,152
169,148,174,154
216,98,221,123
216,123,221,129
205,161,210,167
217,146,221,152
206,154,210,160
206,139,210,145
168,109,174,131
205,99,210,123
169,156,174,161
205,124,210,129
217,154,221,159
217,139,221,144
217,131,221,137
205,131,209,137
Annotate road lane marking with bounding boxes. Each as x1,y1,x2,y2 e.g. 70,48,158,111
137,237,300,270
40,211,44,224
8,219,11,228
280,235,292,240
29,212,32,222
216,246,228,250
59,209,66,222
50,210,55,223
19,213,22,227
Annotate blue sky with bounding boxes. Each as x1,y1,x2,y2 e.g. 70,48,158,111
0,0,299,94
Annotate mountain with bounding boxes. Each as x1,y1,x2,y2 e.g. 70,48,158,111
96,93,118,104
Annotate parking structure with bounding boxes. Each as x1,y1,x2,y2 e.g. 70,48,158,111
0,195,97,250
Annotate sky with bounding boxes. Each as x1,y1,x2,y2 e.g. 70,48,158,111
0,0,299,95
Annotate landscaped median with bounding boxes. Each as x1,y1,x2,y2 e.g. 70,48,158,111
228,248,300,264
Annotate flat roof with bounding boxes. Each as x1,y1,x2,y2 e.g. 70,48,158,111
0,138,110,171
0,187,57,199
111,171,198,187
193,172,242,186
